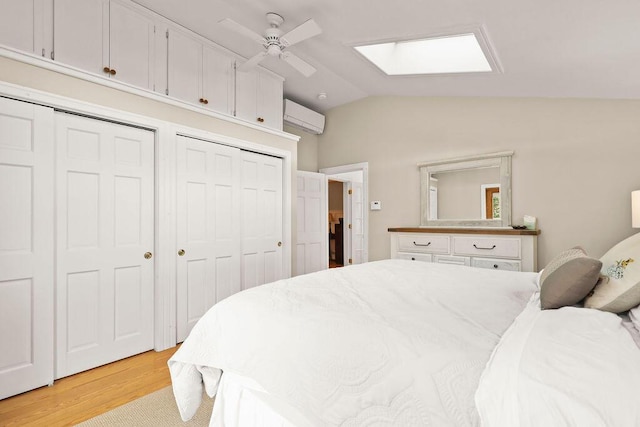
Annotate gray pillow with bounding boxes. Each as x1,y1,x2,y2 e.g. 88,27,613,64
540,247,602,310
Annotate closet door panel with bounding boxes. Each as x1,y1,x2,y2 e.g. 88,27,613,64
55,113,154,379
241,152,283,289
176,136,241,342
0,98,54,400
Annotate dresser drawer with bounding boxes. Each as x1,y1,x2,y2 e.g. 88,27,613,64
397,234,450,254
452,237,520,259
396,252,433,262
433,255,471,266
471,258,521,271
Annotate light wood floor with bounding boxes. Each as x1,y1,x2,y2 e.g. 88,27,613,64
0,345,179,426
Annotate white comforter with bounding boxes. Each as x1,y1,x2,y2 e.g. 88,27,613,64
476,293,640,427
169,259,538,426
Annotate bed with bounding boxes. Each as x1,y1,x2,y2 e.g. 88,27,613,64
169,240,640,426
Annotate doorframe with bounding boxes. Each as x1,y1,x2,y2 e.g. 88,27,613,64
319,162,369,264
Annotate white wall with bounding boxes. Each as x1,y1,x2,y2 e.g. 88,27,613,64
285,124,318,172
318,96,640,268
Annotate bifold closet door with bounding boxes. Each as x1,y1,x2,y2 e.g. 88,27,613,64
55,113,154,379
176,136,241,342
0,98,54,399
241,151,283,289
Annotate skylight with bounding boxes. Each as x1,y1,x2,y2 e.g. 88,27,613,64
354,33,493,75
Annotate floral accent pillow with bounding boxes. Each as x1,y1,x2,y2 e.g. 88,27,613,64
584,232,640,313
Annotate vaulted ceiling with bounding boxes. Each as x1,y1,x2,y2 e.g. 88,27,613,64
132,0,640,113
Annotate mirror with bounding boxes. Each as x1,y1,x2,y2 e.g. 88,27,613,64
419,151,513,227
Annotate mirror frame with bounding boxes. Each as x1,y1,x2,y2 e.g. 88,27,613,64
419,151,513,227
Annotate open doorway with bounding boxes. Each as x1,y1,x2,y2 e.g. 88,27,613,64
320,163,369,266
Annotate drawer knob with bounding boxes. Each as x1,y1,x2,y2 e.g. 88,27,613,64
413,241,431,247
493,264,499,269
411,257,416,261
473,244,496,250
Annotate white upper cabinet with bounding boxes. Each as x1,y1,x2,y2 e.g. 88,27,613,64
2,0,283,130
53,0,109,75
167,26,234,115
109,1,155,89
235,67,284,131
0,0,52,57
53,0,155,90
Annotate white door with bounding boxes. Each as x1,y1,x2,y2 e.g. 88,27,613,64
55,113,154,379
53,0,109,75
296,171,327,275
241,151,283,289
109,1,155,89
176,136,241,342
349,181,365,264
0,0,48,56
0,98,54,400
167,28,202,105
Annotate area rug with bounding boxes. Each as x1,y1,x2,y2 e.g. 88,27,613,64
76,386,214,426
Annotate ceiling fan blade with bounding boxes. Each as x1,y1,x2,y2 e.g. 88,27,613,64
280,19,321,47
218,18,265,45
238,51,268,72
281,51,316,77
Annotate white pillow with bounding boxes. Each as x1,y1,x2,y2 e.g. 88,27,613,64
584,232,640,313
630,305,640,332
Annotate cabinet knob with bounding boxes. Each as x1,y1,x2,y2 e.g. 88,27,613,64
144,252,153,259
257,117,265,123
103,66,111,73
199,98,204,103
178,249,185,256
110,68,116,75
203,99,209,105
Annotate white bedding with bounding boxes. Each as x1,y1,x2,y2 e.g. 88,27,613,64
476,293,640,427
169,259,539,426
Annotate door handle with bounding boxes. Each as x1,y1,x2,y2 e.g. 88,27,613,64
277,241,282,247
144,252,153,259
178,249,185,256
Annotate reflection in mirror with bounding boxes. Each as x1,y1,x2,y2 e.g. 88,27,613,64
419,151,513,227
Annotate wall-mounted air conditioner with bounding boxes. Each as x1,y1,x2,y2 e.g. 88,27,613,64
283,99,325,135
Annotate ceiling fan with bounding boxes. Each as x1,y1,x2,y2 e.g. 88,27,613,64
219,12,321,77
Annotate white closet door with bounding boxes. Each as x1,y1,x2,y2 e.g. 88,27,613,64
0,98,54,400
176,136,241,342
350,182,365,265
55,113,154,379
296,171,327,276
241,152,283,289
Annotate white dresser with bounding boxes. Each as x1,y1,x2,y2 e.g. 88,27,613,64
389,227,540,272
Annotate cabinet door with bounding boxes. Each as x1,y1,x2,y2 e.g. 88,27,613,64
167,28,202,105
109,1,155,89
55,113,155,379
0,0,49,56
241,151,283,289
0,98,54,400
257,70,283,130
202,44,234,115
234,68,257,123
53,0,109,75
176,136,241,342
